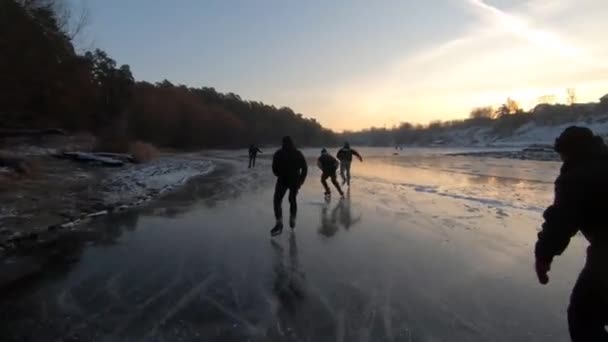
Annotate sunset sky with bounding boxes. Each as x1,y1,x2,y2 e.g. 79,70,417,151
81,0,608,132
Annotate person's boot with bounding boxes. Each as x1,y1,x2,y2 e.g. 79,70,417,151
289,215,296,229
271,221,284,237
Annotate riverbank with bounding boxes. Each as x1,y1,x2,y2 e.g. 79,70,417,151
0,136,215,258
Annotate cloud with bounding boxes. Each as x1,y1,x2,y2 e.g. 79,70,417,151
301,0,608,131
465,0,585,59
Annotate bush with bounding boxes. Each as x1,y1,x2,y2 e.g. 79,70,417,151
128,141,158,163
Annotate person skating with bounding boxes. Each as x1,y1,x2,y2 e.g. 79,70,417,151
336,142,363,186
534,126,608,341
248,144,262,168
317,149,344,199
271,136,308,236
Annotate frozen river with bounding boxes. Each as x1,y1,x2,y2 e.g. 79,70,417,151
0,148,584,341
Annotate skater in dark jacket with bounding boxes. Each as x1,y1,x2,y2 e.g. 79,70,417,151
336,142,363,186
535,126,608,341
271,136,308,236
248,144,262,168
317,149,344,198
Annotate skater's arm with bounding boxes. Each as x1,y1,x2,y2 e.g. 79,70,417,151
272,152,280,177
298,152,308,186
352,149,363,162
535,173,583,263
257,148,262,153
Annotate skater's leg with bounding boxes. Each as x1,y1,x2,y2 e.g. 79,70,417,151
271,181,289,236
252,155,256,168
321,173,331,194
339,163,346,184
288,184,299,228
273,181,288,222
345,161,352,185
330,173,344,196
248,156,252,168
568,262,608,341
288,184,299,218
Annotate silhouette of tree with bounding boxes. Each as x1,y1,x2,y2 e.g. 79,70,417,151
470,106,495,119
567,88,577,106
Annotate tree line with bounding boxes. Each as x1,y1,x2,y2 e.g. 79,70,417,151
1,0,337,150
344,96,608,146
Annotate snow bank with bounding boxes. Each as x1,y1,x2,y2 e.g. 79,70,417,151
102,157,215,205
435,115,608,148
496,118,608,146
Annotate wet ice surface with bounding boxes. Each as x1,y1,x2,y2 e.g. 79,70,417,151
0,149,585,341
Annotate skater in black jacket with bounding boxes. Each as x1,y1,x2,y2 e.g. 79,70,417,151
248,144,262,168
336,142,363,186
271,136,308,236
535,126,608,341
317,149,344,198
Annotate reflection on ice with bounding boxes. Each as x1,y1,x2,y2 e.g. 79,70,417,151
318,192,362,238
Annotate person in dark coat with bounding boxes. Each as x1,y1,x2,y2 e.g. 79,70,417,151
248,144,262,168
535,126,608,341
271,136,308,236
336,142,363,186
317,149,344,198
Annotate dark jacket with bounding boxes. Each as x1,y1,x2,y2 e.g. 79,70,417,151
317,154,339,173
337,147,362,162
536,148,608,262
249,146,262,156
272,146,308,185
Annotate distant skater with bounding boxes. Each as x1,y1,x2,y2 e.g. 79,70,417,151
271,136,308,236
248,144,262,168
336,142,363,186
317,149,344,199
534,126,608,341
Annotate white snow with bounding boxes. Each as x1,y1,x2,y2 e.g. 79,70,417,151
497,118,608,146
433,114,608,147
102,157,215,205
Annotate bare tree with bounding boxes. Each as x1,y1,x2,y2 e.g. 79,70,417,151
17,0,89,42
567,88,577,106
506,97,521,114
538,95,556,105
494,98,521,117
470,106,495,119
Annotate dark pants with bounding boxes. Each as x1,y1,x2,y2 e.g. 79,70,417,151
321,170,343,195
249,155,257,168
568,249,608,341
340,160,351,185
274,179,299,220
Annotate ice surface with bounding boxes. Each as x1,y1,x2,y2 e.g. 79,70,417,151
1,149,579,341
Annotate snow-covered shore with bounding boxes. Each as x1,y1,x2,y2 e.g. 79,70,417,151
431,115,608,148
0,155,215,256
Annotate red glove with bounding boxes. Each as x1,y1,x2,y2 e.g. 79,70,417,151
535,258,551,285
